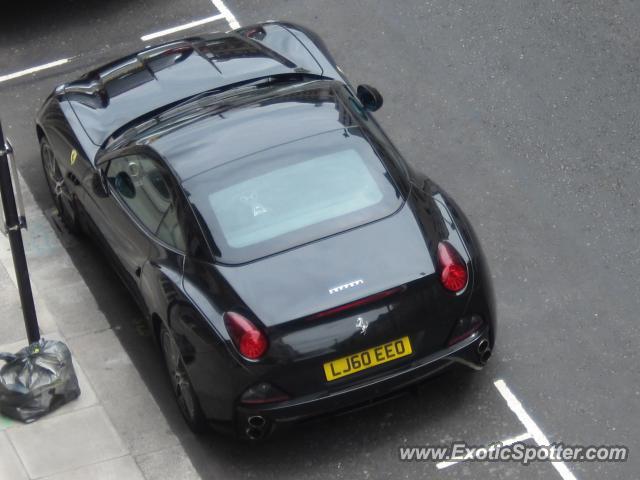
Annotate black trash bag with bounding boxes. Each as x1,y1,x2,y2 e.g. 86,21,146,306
0,339,80,423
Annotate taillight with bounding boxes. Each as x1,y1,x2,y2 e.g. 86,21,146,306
223,312,268,360
437,242,468,292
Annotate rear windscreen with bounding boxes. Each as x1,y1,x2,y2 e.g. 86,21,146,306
184,128,403,263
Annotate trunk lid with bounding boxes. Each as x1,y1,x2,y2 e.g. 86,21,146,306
216,204,434,327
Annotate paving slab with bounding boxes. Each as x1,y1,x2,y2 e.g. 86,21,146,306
0,431,28,480
0,264,58,337
66,329,179,456
0,259,27,345
6,405,128,479
34,279,110,339
135,445,201,480
41,455,145,480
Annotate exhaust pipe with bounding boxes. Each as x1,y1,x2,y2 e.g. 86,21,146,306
245,415,267,440
248,415,266,428
480,348,492,365
477,338,491,365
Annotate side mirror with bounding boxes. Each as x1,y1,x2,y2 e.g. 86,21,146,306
356,84,383,112
91,170,109,198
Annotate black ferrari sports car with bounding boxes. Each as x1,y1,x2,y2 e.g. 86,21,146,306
36,22,495,439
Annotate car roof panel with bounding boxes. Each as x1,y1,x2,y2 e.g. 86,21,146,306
145,81,359,181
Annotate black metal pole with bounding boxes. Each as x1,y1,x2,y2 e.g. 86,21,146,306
0,121,40,344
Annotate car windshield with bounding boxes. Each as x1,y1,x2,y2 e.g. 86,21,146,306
183,128,403,264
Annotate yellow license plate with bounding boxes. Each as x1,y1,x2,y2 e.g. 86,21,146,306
323,336,413,381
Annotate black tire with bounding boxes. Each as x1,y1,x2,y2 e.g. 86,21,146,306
40,137,81,234
159,323,208,434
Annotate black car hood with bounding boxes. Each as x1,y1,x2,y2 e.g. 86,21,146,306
64,24,324,149
215,203,436,327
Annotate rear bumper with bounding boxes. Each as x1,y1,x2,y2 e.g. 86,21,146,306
235,326,492,439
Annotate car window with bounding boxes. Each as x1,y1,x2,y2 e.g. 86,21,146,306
184,128,403,264
157,203,186,251
209,147,383,248
107,154,185,250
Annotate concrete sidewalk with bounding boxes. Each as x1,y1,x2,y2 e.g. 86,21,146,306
0,175,200,479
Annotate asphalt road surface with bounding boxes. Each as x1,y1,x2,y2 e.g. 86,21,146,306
1,1,638,479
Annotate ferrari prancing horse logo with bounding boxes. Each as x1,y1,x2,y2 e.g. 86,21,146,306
70,149,78,166
356,317,368,335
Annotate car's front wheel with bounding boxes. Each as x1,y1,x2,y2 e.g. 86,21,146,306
40,137,80,233
160,323,207,433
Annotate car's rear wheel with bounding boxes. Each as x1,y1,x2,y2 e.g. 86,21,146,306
160,323,207,433
40,137,80,233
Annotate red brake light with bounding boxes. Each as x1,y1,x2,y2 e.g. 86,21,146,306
223,312,268,359
437,242,468,292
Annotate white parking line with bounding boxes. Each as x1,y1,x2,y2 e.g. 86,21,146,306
494,379,578,480
0,58,71,84
2,1,241,84
140,13,226,42
141,0,240,41
211,0,240,29
436,432,533,470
